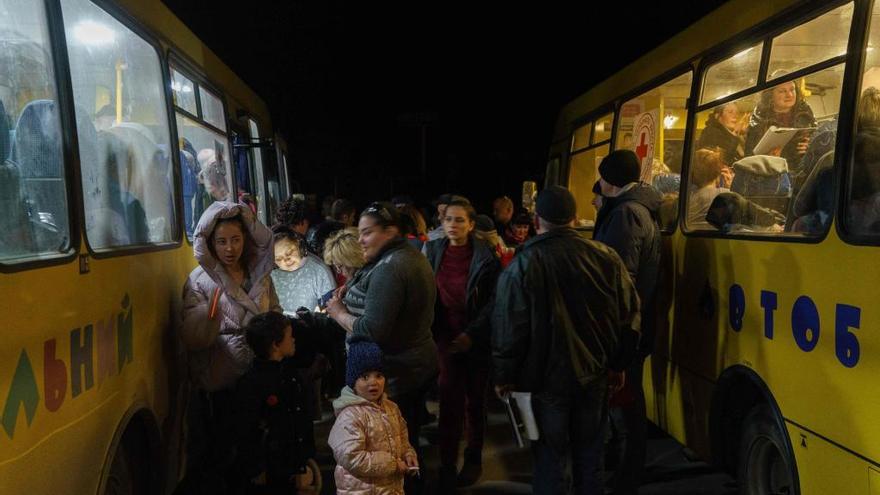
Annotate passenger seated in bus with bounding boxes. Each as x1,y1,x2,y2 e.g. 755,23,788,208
0,98,34,255
697,102,746,167
97,131,150,245
745,78,817,167
847,86,880,234
788,150,834,234
705,191,785,233
687,148,729,230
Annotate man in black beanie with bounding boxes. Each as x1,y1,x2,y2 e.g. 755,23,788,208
594,149,662,495
492,185,640,495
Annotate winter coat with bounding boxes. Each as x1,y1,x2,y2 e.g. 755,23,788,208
593,183,662,313
343,238,439,397
697,116,744,165
328,387,415,495
181,201,281,391
491,228,640,396
233,358,315,489
424,235,501,353
745,99,816,167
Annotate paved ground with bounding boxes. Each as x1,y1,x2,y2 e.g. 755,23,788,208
313,399,738,494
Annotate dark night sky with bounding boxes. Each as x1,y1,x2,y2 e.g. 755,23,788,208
162,1,728,211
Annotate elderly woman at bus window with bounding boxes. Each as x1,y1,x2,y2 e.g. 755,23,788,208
687,148,730,230
179,201,280,489
697,102,746,168
745,78,817,167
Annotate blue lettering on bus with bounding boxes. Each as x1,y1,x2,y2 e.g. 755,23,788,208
792,296,820,352
761,290,777,340
728,285,863,368
0,294,133,440
835,304,860,368
729,284,745,332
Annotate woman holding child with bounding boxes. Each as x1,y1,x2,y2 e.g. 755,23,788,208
326,202,438,493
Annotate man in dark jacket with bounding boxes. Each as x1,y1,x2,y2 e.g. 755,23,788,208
594,149,662,495
492,186,640,495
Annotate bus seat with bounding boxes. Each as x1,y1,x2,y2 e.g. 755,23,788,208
0,99,35,256
10,99,67,250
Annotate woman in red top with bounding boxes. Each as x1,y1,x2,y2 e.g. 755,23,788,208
424,200,501,490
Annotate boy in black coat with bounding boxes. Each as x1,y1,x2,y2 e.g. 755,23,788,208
234,312,317,494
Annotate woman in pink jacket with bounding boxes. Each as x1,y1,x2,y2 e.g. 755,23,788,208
328,338,418,494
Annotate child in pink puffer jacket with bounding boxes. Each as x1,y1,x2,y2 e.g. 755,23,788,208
328,338,418,494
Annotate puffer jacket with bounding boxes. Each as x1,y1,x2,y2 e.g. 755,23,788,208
328,386,415,495
343,238,438,397
181,201,281,391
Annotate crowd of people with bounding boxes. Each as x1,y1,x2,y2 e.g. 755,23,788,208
171,173,663,495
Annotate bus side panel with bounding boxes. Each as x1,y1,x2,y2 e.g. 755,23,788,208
0,247,190,493
787,422,871,495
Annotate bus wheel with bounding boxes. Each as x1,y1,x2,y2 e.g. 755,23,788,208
104,442,134,495
737,405,796,495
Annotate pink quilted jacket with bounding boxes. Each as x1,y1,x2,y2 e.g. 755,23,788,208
328,387,416,494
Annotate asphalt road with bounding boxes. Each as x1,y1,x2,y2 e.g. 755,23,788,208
313,399,738,494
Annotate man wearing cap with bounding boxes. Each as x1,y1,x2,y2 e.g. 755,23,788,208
491,186,640,495
594,149,662,495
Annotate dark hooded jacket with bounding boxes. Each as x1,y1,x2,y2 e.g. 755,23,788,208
424,235,501,353
745,99,816,167
594,183,661,356
491,228,640,396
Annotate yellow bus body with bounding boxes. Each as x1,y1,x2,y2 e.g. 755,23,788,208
550,0,880,493
0,0,280,493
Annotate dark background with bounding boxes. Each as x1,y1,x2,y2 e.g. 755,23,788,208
162,1,728,213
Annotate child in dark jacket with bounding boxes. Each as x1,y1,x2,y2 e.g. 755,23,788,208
234,312,318,494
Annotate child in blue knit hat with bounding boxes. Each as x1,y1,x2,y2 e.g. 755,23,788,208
328,337,419,493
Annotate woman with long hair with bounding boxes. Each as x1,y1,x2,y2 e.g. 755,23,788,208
424,199,501,489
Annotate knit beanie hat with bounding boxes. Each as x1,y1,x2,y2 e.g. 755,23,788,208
475,214,496,232
535,186,577,225
345,337,384,388
598,149,642,187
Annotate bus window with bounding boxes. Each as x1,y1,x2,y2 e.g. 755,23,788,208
593,113,613,144
844,1,880,238
0,0,71,261
63,0,177,249
170,68,197,115
200,87,226,132
176,113,231,238
701,42,762,105
615,72,692,232
245,118,267,223
568,144,609,228
688,65,845,235
265,149,281,223
571,122,590,152
768,3,853,81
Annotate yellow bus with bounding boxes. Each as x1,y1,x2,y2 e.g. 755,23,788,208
547,0,880,493
0,0,291,493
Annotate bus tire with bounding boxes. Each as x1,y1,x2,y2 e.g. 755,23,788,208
104,441,134,495
737,404,797,495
